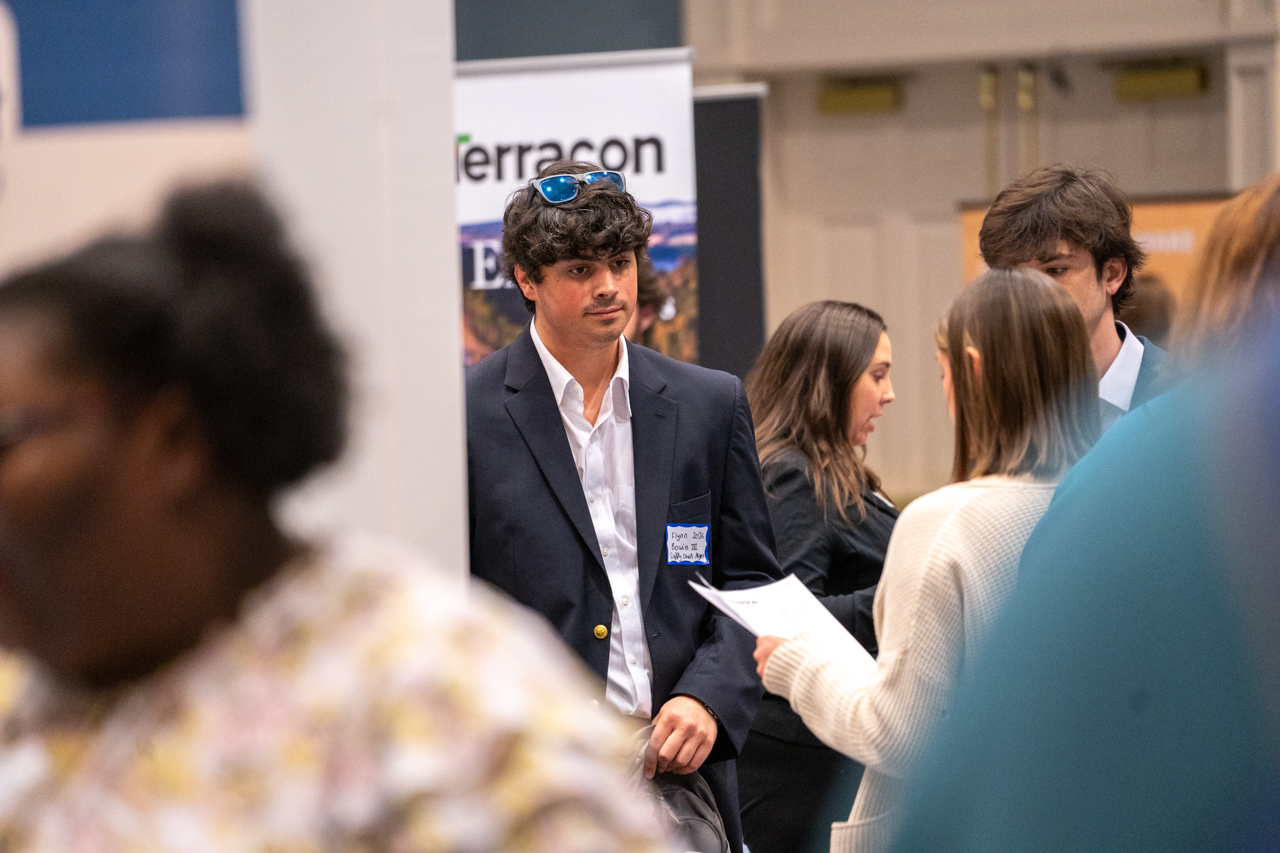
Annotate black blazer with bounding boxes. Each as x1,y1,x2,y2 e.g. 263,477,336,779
466,327,782,850
751,449,898,746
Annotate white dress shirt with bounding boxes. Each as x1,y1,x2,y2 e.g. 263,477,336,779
1098,321,1146,430
530,321,654,718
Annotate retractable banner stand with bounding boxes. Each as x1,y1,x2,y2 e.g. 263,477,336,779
455,48,698,365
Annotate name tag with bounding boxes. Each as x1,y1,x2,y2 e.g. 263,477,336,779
666,524,711,565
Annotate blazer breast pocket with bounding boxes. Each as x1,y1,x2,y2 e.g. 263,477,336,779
667,490,711,523
665,490,713,570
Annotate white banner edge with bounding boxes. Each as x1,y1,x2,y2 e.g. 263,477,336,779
456,46,693,78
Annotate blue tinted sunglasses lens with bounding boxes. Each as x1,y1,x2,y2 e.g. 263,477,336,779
582,170,626,192
538,174,581,203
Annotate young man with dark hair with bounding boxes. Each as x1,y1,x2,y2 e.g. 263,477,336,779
467,160,782,853
980,165,1167,428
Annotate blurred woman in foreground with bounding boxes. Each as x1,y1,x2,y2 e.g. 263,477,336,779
754,269,1100,853
890,173,1280,853
0,183,665,851
1170,170,1280,365
738,301,898,853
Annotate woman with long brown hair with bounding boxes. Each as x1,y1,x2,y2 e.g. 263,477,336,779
738,301,898,853
754,268,1100,853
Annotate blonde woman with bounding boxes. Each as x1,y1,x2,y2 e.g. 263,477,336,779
754,268,1100,853
1170,170,1280,366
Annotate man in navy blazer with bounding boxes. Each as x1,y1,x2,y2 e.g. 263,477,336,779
979,165,1168,429
467,160,781,853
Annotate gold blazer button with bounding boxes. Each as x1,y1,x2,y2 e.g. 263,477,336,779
593,624,609,639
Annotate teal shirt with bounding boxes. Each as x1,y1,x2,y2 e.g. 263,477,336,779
893,340,1280,852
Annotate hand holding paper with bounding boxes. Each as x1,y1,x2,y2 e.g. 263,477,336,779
753,635,787,676
689,573,876,685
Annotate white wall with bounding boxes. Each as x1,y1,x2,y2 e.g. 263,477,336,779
758,59,1240,501
0,3,253,274
689,0,1276,75
689,0,1277,502
242,0,467,575
759,68,978,501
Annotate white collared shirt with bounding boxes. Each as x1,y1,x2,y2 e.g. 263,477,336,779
530,321,653,718
1099,321,1146,426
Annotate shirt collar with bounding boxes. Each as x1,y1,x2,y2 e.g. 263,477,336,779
529,320,631,420
1098,321,1146,412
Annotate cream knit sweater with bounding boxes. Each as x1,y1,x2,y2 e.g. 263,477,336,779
762,474,1057,853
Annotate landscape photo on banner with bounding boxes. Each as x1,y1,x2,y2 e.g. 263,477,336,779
454,50,698,366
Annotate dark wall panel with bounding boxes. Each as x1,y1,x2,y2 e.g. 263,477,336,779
694,96,765,380
455,0,681,61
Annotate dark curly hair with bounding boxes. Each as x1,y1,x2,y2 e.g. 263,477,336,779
0,181,348,496
979,165,1146,313
501,159,652,312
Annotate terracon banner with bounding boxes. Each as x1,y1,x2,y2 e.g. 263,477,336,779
455,48,698,365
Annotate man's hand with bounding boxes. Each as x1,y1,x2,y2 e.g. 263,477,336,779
644,695,718,778
754,635,788,677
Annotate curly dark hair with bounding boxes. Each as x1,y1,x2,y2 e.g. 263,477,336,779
0,181,348,496
501,159,652,312
979,165,1146,312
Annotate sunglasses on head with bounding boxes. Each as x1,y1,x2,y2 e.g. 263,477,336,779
528,170,627,204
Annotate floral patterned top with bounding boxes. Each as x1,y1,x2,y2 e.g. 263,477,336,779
0,536,670,853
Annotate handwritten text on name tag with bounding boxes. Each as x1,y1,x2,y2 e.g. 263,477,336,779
666,524,711,565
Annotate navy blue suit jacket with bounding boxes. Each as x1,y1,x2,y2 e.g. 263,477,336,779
466,326,782,850
1131,333,1168,409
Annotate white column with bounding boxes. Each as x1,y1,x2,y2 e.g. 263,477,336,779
241,0,468,576
1226,40,1277,191
1275,5,1280,174
0,3,15,196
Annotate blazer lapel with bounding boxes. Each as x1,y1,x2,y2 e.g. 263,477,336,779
503,328,604,569
628,344,678,611
1131,335,1168,408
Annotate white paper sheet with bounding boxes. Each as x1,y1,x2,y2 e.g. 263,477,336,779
690,573,877,683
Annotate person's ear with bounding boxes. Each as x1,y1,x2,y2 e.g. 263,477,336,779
965,346,983,385
1100,258,1127,296
514,265,539,306
637,304,657,334
130,388,213,504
